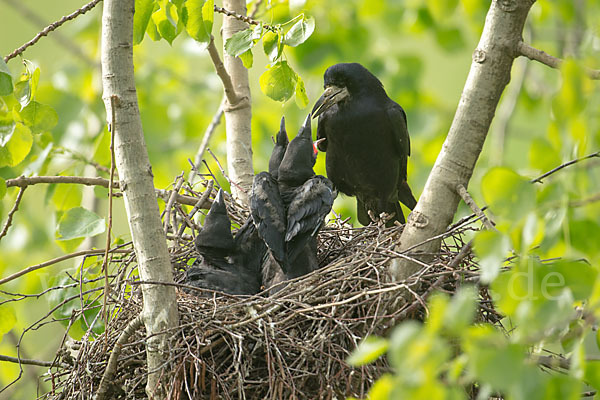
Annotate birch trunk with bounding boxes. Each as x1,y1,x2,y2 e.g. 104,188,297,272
392,0,536,281
222,0,254,205
100,0,179,397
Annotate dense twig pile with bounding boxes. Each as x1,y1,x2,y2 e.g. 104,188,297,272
41,186,492,400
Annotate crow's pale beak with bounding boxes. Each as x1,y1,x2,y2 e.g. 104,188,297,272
311,85,350,118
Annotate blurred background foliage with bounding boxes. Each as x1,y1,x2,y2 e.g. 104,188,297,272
0,0,599,398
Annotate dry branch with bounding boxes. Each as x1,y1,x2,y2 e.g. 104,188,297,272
517,41,600,80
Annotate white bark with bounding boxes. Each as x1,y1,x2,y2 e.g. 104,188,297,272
222,0,254,205
392,0,536,281
100,0,179,397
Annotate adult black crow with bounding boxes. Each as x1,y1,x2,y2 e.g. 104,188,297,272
185,189,263,295
250,114,336,291
312,62,417,225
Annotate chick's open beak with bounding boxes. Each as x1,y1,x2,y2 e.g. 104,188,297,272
311,85,350,118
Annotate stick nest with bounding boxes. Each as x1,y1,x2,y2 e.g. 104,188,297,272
42,185,494,400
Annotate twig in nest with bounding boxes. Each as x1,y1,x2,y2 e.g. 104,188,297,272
94,314,144,400
456,184,496,230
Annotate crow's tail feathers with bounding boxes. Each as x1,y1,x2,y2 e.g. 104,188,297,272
398,180,417,210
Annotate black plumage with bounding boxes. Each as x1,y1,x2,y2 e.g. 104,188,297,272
312,62,417,225
250,114,336,290
185,189,263,295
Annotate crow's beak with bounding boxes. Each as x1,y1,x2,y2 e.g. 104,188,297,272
311,85,350,118
298,113,312,139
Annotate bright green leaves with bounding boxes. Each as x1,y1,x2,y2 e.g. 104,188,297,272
20,101,58,134
295,75,308,108
56,207,105,241
262,31,282,62
482,167,535,222
0,303,17,343
222,14,315,106
553,59,587,121
0,123,33,167
14,60,39,107
224,29,255,57
133,0,155,45
0,58,13,96
428,0,459,21
259,61,297,102
152,1,179,44
348,287,476,399
282,16,315,47
474,230,511,283
347,336,389,366
183,0,214,44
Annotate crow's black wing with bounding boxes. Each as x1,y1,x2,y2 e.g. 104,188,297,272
285,175,336,264
185,261,260,296
250,172,286,264
386,102,410,159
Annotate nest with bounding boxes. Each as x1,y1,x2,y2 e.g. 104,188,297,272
41,185,494,400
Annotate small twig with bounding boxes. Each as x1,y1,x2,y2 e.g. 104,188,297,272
94,314,144,400
164,173,186,234
0,187,26,241
0,249,131,286
517,41,600,80
207,148,247,194
456,184,496,230
190,100,225,183
102,96,118,344
1,0,97,67
3,0,102,63
177,180,214,237
530,150,600,183
207,37,242,106
0,354,58,368
248,0,264,19
214,5,276,32
570,192,600,207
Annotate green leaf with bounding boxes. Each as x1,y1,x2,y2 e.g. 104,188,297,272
481,167,535,222
0,58,13,96
444,286,477,334
263,31,282,62
0,123,33,167
0,177,6,199
20,101,58,134
184,0,212,43
224,28,255,57
202,0,214,33
134,0,155,45
543,259,598,301
56,207,105,241
387,320,422,369
585,360,600,390
347,336,389,366
367,374,394,400
0,303,16,335
529,138,561,173
283,16,315,47
295,75,309,109
152,2,178,44
146,16,161,41
0,112,16,146
239,49,253,69
473,230,511,283
428,0,458,21
259,61,297,102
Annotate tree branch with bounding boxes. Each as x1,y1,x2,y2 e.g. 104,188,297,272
207,37,242,106
214,4,275,31
456,184,496,231
517,41,600,80
190,99,225,183
530,150,600,183
0,353,57,368
0,249,131,286
4,176,211,208
0,187,26,241
3,0,102,63
393,0,536,283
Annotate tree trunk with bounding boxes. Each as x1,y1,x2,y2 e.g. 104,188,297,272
222,0,254,205
100,0,179,397
392,0,536,281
